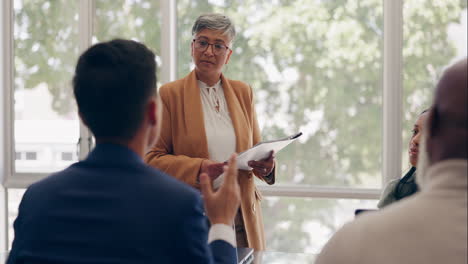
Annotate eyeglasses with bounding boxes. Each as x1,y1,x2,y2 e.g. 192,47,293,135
192,39,230,56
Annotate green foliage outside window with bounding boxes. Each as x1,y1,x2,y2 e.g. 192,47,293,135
13,0,466,253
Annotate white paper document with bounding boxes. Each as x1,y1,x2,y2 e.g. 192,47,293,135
213,132,302,189
236,132,302,170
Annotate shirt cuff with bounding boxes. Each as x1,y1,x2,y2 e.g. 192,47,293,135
208,224,236,247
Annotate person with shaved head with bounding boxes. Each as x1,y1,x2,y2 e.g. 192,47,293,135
316,58,467,264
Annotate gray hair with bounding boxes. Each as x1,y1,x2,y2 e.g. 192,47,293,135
191,13,236,42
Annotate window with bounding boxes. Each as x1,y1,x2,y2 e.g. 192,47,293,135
178,0,383,188
61,152,73,161
93,0,162,86
177,0,383,252
3,0,466,254
13,0,80,173
25,151,37,161
401,0,467,170
262,197,377,253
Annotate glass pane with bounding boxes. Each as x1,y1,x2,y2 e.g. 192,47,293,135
402,0,467,170
6,188,377,254
14,0,80,173
7,189,26,249
178,0,383,188
94,0,162,85
262,197,378,253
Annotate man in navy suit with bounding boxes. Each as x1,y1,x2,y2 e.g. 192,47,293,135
7,39,240,264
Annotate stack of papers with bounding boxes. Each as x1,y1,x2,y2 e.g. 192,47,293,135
213,132,302,189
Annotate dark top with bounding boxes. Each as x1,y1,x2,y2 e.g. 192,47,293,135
378,167,419,208
7,143,236,264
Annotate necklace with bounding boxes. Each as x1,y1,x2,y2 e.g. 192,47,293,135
215,98,220,113
208,86,221,113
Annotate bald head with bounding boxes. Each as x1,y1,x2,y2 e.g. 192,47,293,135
427,58,468,164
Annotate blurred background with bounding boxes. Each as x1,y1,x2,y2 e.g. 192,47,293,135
3,0,467,254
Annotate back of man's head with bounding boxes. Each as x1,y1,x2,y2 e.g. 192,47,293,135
73,39,156,141
427,58,467,164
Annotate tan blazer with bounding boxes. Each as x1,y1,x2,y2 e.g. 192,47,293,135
145,70,275,250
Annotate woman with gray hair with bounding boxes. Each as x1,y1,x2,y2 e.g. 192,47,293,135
145,13,275,250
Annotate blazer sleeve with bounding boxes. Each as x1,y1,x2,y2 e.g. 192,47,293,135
6,213,22,264
7,188,30,264
174,194,237,264
145,89,204,188
249,85,276,185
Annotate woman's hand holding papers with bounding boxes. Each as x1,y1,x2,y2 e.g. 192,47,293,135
248,150,275,178
200,153,241,226
199,160,225,181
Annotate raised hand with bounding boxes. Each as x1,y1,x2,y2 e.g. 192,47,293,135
200,153,241,225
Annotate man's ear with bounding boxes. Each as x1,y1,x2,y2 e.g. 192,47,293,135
147,99,157,126
146,97,162,148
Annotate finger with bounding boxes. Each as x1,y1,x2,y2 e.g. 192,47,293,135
249,161,267,169
208,166,223,174
200,173,213,199
223,153,238,185
249,165,265,172
208,163,225,170
264,150,274,161
209,173,220,181
248,160,263,168
215,168,224,176
253,168,266,177
210,163,225,171
249,159,272,168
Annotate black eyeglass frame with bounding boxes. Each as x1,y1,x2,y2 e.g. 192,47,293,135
192,39,231,55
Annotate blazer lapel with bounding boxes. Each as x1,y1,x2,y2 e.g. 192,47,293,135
221,73,250,152
182,71,209,158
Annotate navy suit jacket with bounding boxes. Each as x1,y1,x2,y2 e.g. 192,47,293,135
7,144,236,264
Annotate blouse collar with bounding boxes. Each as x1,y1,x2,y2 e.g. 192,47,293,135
197,79,222,90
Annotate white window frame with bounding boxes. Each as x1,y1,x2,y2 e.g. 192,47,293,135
1,0,14,252
258,0,403,199
0,0,405,249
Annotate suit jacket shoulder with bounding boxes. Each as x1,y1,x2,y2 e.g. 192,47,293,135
7,144,236,264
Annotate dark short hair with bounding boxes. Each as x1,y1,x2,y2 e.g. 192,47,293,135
73,39,156,140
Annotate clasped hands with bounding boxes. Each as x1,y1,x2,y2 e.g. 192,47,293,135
199,150,275,181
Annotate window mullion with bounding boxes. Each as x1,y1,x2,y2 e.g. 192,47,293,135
0,0,13,252
161,0,177,84
78,0,95,159
383,0,403,186
257,185,381,200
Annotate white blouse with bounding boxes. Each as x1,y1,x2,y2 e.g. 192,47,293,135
198,79,236,164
